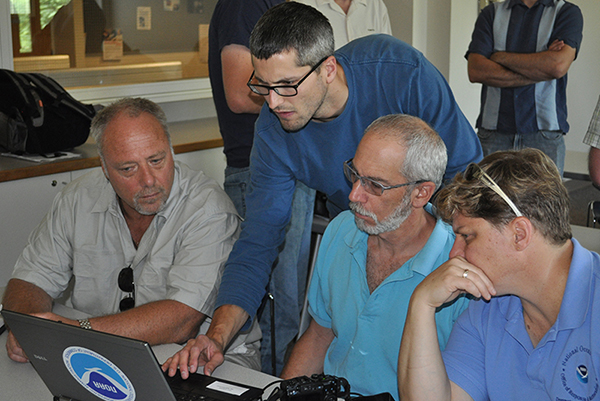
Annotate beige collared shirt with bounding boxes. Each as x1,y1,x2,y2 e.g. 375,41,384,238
297,0,392,49
12,162,262,362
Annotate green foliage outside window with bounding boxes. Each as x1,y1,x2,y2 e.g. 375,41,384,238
11,0,71,54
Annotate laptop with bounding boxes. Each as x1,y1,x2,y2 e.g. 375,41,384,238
1,309,264,401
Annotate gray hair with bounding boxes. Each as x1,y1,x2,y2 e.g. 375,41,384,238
90,97,171,162
365,114,447,191
249,1,335,67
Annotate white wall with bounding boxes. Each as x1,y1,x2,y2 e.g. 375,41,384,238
0,0,12,70
414,1,452,79
383,0,414,44
449,0,481,126
563,0,600,154
411,0,599,165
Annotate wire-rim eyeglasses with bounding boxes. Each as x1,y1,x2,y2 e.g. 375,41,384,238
343,158,427,196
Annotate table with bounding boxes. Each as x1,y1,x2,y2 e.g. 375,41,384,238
0,302,277,400
571,224,600,254
2,225,599,399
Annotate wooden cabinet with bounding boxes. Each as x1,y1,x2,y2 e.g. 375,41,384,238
0,172,70,286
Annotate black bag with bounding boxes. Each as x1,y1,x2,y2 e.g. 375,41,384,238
0,69,98,154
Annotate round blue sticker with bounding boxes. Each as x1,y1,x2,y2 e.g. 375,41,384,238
63,346,136,401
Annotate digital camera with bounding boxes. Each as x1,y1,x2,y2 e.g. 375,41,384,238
280,374,350,401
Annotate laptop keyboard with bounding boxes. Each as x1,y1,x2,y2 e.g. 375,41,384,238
172,393,219,401
164,371,221,401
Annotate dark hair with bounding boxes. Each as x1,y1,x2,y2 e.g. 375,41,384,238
436,149,572,245
249,1,334,67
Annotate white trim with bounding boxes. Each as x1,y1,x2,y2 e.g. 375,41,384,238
0,6,212,106
0,0,14,70
69,77,213,105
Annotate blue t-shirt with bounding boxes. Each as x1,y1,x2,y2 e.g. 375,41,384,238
208,0,283,168
466,0,583,134
443,239,600,401
309,208,469,401
217,34,482,319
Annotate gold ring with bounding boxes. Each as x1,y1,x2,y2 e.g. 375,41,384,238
462,269,469,279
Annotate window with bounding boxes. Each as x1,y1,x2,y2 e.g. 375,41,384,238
8,0,215,91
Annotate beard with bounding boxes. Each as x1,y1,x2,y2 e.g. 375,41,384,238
133,186,169,215
349,193,412,235
275,110,313,133
272,77,328,133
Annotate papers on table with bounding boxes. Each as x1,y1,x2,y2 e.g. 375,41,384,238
1,151,81,163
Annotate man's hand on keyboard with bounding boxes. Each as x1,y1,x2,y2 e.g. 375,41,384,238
162,335,225,379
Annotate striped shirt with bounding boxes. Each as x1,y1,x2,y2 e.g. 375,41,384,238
466,0,583,134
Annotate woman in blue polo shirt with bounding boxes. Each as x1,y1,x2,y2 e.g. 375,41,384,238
399,149,600,401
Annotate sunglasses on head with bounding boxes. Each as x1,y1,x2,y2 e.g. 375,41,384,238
464,163,523,217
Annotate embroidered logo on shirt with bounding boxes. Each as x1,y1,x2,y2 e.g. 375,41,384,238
559,346,598,400
578,365,589,384
63,346,136,401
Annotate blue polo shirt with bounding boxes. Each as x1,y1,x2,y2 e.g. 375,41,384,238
443,239,600,401
466,0,583,134
309,208,470,401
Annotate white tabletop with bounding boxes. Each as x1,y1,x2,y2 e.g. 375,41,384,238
0,302,277,400
571,224,600,254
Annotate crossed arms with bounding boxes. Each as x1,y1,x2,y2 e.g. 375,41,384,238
467,39,576,88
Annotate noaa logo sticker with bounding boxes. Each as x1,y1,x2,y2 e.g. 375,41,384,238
63,346,136,401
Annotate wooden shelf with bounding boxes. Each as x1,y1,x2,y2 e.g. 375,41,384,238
0,117,222,183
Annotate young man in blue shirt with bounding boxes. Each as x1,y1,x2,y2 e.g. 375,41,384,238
164,2,482,378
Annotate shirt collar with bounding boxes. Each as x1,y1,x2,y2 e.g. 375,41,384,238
498,239,593,351
508,0,555,8
410,208,454,277
555,238,595,330
345,203,452,278
314,0,367,10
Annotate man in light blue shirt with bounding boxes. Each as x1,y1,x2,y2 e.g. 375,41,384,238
280,114,469,401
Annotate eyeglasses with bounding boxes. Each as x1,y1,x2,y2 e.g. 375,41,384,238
247,56,329,97
464,163,523,217
118,266,135,312
343,159,426,196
